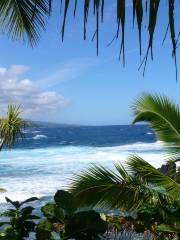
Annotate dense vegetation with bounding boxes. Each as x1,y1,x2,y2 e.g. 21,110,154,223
0,190,107,240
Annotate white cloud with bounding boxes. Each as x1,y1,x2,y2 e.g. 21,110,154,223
0,65,69,118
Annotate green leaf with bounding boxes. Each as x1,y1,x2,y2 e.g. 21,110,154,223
132,93,180,149
21,197,38,206
5,197,20,209
65,210,107,239
0,222,9,227
157,224,177,233
41,203,64,221
70,157,174,211
37,219,53,232
1,209,16,217
28,214,40,220
36,220,53,240
21,206,34,217
0,0,51,46
54,190,77,215
127,155,180,199
24,220,36,231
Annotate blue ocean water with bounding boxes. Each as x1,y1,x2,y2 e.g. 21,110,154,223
0,125,165,204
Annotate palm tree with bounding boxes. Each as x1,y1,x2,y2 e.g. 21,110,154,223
69,93,180,236
0,105,26,151
0,105,26,192
0,1,179,78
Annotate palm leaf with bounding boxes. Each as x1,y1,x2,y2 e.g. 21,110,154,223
127,155,180,199
133,0,143,56
132,93,180,151
60,0,179,78
70,161,172,211
0,0,51,46
0,105,27,150
169,0,178,80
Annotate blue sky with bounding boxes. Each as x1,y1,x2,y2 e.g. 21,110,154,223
0,1,179,125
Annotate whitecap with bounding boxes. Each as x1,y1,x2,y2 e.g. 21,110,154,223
32,131,41,134
32,135,47,140
102,141,163,151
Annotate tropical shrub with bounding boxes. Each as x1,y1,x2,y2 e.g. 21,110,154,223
0,197,39,240
36,190,107,240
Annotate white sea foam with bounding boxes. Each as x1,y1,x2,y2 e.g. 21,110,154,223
32,134,47,140
102,141,164,151
147,132,152,135
32,131,41,134
0,142,165,203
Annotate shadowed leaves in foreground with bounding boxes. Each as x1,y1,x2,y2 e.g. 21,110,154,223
60,0,179,78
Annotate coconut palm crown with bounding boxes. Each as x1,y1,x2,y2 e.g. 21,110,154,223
0,105,26,151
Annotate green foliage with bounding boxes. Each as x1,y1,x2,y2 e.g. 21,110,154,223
36,190,107,240
70,160,174,211
132,93,180,149
35,220,53,240
65,210,106,240
60,0,179,78
0,105,27,151
69,93,180,238
54,190,77,215
132,93,180,173
0,105,27,192
0,0,51,46
127,155,180,199
0,196,39,240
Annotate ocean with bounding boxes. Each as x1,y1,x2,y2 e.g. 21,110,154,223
0,124,165,206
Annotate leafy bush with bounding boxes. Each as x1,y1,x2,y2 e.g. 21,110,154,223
0,189,179,239
36,190,107,240
0,197,39,240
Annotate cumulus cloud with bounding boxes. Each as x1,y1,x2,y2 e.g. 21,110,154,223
0,65,69,118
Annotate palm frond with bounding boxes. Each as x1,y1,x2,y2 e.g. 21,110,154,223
132,93,180,151
166,152,180,164
60,0,179,78
0,105,27,150
70,161,172,211
0,0,51,46
127,155,180,199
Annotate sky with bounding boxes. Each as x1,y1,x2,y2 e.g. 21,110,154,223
0,1,179,125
